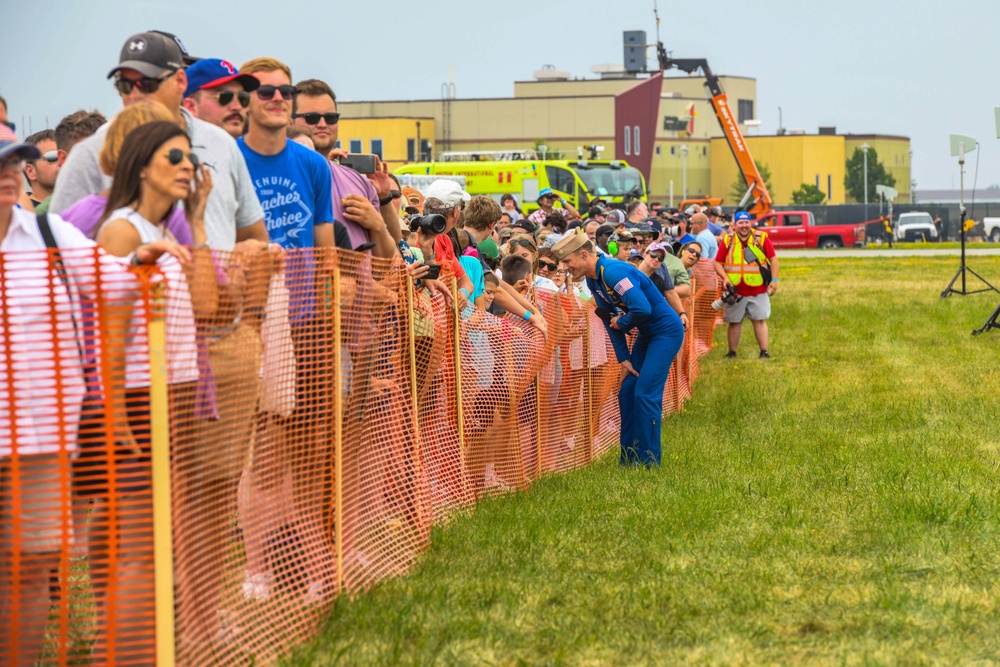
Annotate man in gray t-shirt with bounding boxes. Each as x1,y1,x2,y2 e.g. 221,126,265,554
49,31,266,250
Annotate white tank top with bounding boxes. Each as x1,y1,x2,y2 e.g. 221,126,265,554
103,207,199,388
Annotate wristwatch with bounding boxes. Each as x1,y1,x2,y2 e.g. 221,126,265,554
379,190,401,207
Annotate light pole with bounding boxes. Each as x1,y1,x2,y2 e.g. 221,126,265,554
680,144,688,200
861,142,870,219
907,148,913,203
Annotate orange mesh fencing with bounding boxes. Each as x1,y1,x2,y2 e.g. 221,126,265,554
2,247,721,666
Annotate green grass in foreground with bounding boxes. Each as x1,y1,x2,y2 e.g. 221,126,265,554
285,257,1000,666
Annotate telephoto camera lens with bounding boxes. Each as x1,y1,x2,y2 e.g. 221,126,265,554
408,213,447,234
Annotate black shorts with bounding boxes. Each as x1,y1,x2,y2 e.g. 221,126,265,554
72,388,151,496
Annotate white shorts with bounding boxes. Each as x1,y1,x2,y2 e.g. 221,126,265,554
724,292,771,323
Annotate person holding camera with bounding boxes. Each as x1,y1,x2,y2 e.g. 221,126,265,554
552,232,684,468
714,210,779,359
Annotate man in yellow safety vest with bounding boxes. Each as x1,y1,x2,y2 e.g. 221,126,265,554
713,210,780,359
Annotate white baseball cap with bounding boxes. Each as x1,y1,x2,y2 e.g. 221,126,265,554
424,180,471,208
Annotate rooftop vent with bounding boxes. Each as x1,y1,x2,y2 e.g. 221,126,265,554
533,64,570,81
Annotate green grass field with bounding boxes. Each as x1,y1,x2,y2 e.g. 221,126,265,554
285,257,1000,666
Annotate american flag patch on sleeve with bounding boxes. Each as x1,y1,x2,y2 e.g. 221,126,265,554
614,277,633,296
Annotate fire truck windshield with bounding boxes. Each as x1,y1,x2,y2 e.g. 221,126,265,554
575,165,645,198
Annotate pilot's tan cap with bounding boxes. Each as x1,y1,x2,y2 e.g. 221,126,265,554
551,230,590,261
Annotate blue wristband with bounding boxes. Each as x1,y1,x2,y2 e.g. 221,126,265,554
523,310,532,321
770,278,778,283
459,287,471,299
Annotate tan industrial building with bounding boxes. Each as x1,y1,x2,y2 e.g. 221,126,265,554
338,70,909,207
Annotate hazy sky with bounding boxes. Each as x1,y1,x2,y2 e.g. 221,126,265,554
3,0,997,190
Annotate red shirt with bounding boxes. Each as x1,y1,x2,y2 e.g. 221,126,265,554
434,234,467,281
716,232,775,297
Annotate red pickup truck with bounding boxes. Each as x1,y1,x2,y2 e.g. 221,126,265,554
752,211,865,249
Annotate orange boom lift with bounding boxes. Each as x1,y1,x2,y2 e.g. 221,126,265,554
656,42,773,218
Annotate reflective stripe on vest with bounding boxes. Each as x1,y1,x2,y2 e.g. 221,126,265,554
725,232,768,287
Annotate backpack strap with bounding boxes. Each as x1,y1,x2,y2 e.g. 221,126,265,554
37,213,85,363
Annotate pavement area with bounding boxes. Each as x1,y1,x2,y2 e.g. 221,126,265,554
782,247,1000,258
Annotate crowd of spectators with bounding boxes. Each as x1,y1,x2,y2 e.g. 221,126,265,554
0,29,742,663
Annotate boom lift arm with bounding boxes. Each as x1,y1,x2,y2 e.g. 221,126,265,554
656,46,773,217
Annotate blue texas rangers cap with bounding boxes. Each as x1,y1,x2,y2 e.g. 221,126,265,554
734,210,753,222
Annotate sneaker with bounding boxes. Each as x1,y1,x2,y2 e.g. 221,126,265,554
241,572,272,601
759,350,771,359
725,351,737,359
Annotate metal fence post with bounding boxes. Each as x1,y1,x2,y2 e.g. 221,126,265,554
148,280,175,667
406,275,426,528
450,277,469,501
331,261,344,593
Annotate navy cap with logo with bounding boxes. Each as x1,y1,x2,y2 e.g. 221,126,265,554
0,141,42,162
107,31,186,80
184,59,260,97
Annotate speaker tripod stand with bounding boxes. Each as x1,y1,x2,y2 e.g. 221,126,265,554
940,208,998,298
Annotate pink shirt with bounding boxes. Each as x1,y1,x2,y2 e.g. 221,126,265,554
328,161,379,250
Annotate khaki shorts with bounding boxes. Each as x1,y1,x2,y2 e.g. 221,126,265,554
1,454,71,553
724,292,771,323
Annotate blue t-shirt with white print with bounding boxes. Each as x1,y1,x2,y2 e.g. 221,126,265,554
237,138,333,249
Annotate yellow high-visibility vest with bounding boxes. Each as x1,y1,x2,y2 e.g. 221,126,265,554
723,231,769,287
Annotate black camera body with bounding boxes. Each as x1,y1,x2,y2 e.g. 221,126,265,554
408,213,447,235
712,284,743,312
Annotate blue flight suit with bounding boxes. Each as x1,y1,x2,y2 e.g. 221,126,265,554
587,256,685,467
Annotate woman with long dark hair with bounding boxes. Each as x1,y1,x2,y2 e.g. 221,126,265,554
91,120,216,661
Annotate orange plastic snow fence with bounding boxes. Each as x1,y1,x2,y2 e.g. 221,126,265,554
0,248,720,666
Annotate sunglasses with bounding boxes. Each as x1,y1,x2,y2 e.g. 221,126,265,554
40,150,59,163
256,85,295,101
293,112,340,126
683,248,701,258
114,70,177,95
647,253,665,262
164,148,200,168
538,260,559,271
211,90,251,108
510,238,536,249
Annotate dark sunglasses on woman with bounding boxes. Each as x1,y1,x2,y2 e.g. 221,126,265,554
510,238,536,250
538,260,558,271
256,85,295,101
165,148,200,168
211,90,251,108
292,112,340,126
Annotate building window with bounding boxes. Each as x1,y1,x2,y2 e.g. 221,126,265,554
633,127,640,156
656,145,661,156
349,139,362,153
624,125,631,156
828,174,832,200
335,140,342,150
737,99,754,124
407,138,416,162
420,139,432,161
370,139,383,159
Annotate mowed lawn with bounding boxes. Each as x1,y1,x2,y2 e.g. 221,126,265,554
286,257,1000,666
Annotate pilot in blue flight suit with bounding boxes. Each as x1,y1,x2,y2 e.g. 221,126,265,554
553,231,685,466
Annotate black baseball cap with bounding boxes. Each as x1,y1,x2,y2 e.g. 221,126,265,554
512,219,536,234
107,31,188,80
595,223,616,238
